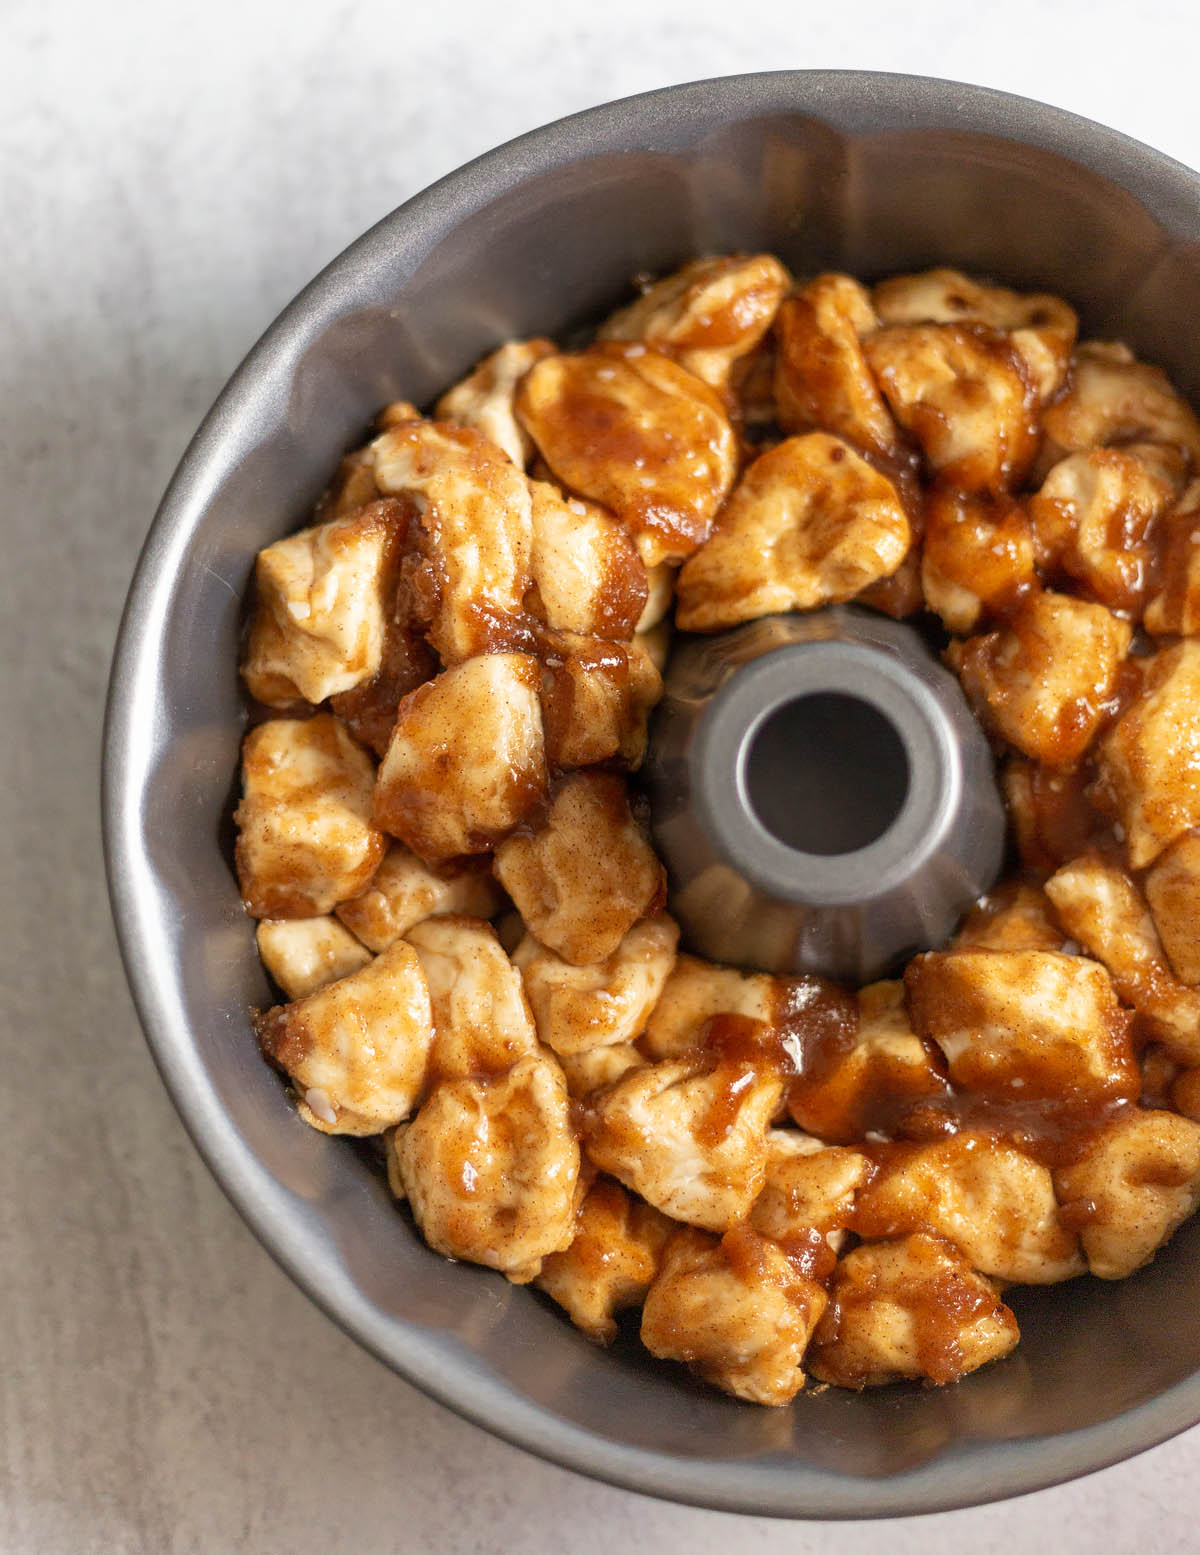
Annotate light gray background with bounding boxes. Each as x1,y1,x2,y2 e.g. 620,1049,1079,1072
5,2,1199,1550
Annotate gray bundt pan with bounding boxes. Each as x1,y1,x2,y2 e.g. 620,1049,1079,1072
103,71,1200,1517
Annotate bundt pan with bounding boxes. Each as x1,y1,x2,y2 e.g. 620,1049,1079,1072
103,71,1200,1517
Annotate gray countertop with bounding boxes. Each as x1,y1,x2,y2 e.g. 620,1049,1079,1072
5,3,1199,1549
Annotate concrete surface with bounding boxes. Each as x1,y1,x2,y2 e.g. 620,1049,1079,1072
4,1,1199,1550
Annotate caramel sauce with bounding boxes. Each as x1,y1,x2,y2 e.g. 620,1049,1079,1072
775,1224,839,1284
883,1093,1135,1171
913,1267,1002,1385
696,985,860,1145
720,1222,828,1295
331,594,439,759
255,1003,311,1072
775,977,860,1076
516,342,736,558
561,1178,631,1281
694,1015,769,1148
538,635,636,773
1006,757,1110,876
789,1045,953,1145
594,544,650,642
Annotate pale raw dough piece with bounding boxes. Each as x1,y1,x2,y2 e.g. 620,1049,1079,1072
1030,448,1184,618
675,434,910,632
256,916,372,1000
514,916,679,1055
395,1053,580,1283
920,488,1035,634
406,916,539,1079
641,1225,827,1405
598,253,789,389
235,714,384,919
373,654,547,861
1046,854,1200,1064
243,500,399,706
526,479,648,640
435,338,556,467
583,1054,782,1231
493,772,663,966
256,939,434,1135
1146,831,1200,985
1146,480,1200,636
1096,640,1200,868
639,954,778,1061
808,1233,1019,1389
335,843,502,951
1054,1108,1200,1278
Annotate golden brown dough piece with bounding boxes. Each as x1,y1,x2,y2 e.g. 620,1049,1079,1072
1039,341,1200,473
906,948,1139,1105
872,267,1077,402
1030,447,1185,618
955,590,1132,767
920,489,1035,635
854,1132,1084,1283
865,323,1038,494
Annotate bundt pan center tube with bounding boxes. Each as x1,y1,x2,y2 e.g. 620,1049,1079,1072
645,606,1006,981
102,72,1200,1517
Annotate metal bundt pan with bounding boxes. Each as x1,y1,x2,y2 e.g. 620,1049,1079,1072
104,72,1200,1517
